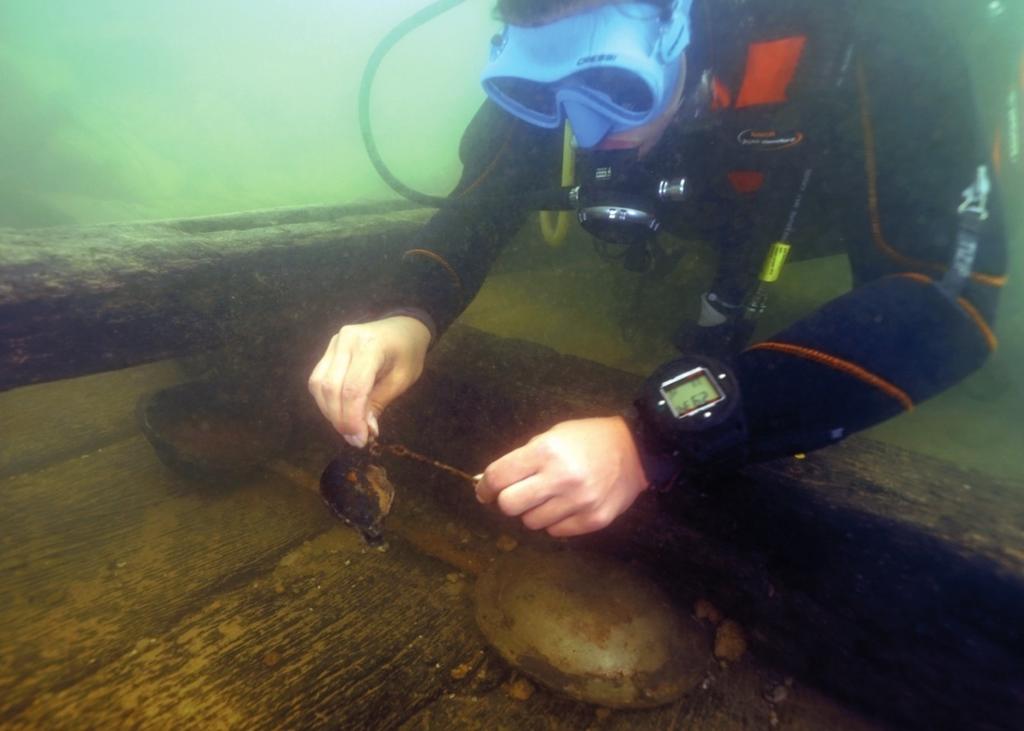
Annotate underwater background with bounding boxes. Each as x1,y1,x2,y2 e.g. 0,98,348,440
1,0,1022,478
0,0,489,225
2,3,1024,729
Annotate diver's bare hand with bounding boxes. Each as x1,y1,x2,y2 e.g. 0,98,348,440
475,416,650,537
308,316,430,447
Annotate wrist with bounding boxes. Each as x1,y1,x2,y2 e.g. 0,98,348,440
376,307,437,344
384,314,432,355
618,409,683,491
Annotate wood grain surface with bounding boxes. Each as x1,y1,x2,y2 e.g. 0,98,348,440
0,203,430,391
0,357,884,731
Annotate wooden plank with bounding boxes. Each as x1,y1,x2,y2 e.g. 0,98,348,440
0,203,432,391
0,360,186,479
3,324,1018,728
409,325,1024,570
0,357,879,730
0,439,881,731
5,530,483,730
0,436,332,721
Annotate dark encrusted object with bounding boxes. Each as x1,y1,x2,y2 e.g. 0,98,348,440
319,453,395,547
137,380,290,484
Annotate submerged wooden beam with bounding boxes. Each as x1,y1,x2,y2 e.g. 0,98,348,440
2,322,1020,728
380,325,1024,731
3,202,1022,727
0,201,431,391
4,362,873,730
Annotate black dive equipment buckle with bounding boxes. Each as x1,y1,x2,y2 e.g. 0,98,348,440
634,355,748,469
573,147,688,268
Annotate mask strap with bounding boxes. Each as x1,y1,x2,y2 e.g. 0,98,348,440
656,0,692,63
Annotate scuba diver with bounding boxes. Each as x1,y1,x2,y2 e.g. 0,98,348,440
308,0,1009,538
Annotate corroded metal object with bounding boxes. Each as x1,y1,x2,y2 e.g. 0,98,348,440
318,440,474,547
475,548,710,708
319,454,395,547
137,381,290,484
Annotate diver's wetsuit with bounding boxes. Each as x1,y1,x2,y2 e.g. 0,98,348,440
377,0,1008,466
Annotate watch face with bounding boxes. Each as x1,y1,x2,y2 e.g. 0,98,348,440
660,367,725,419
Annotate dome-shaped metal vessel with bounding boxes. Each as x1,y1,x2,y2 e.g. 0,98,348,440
474,548,710,708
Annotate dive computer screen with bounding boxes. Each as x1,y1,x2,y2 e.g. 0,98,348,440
660,367,725,419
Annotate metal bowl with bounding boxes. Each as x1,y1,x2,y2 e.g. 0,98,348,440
137,380,290,483
475,547,710,708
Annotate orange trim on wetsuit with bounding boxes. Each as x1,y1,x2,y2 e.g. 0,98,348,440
957,297,999,351
402,249,464,307
455,134,514,198
893,273,999,351
401,123,516,311
747,340,916,411
894,272,933,286
856,62,1008,289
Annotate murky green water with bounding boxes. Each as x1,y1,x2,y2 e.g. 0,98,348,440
1,1,1022,728
2,0,1021,476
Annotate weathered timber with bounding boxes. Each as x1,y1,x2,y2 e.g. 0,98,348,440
0,436,332,720
6,529,483,730
0,392,490,729
1,194,1020,728
0,202,430,391
372,325,1024,731
0,360,186,479
1,309,1020,729
0,432,494,730
0,359,883,731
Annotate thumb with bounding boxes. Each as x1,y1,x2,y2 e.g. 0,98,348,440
367,410,380,440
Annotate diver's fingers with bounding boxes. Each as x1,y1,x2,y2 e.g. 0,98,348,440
308,333,345,430
338,340,385,446
475,440,545,505
320,335,354,435
366,363,416,422
520,496,578,532
307,342,331,411
494,474,554,518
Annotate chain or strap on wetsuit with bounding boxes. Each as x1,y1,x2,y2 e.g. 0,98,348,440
939,165,991,300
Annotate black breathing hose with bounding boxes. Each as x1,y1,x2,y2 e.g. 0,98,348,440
358,0,473,208
357,0,573,212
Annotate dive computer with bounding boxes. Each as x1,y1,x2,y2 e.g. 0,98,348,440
632,355,749,480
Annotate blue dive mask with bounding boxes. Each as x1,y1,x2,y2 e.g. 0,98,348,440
481,0,691,148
